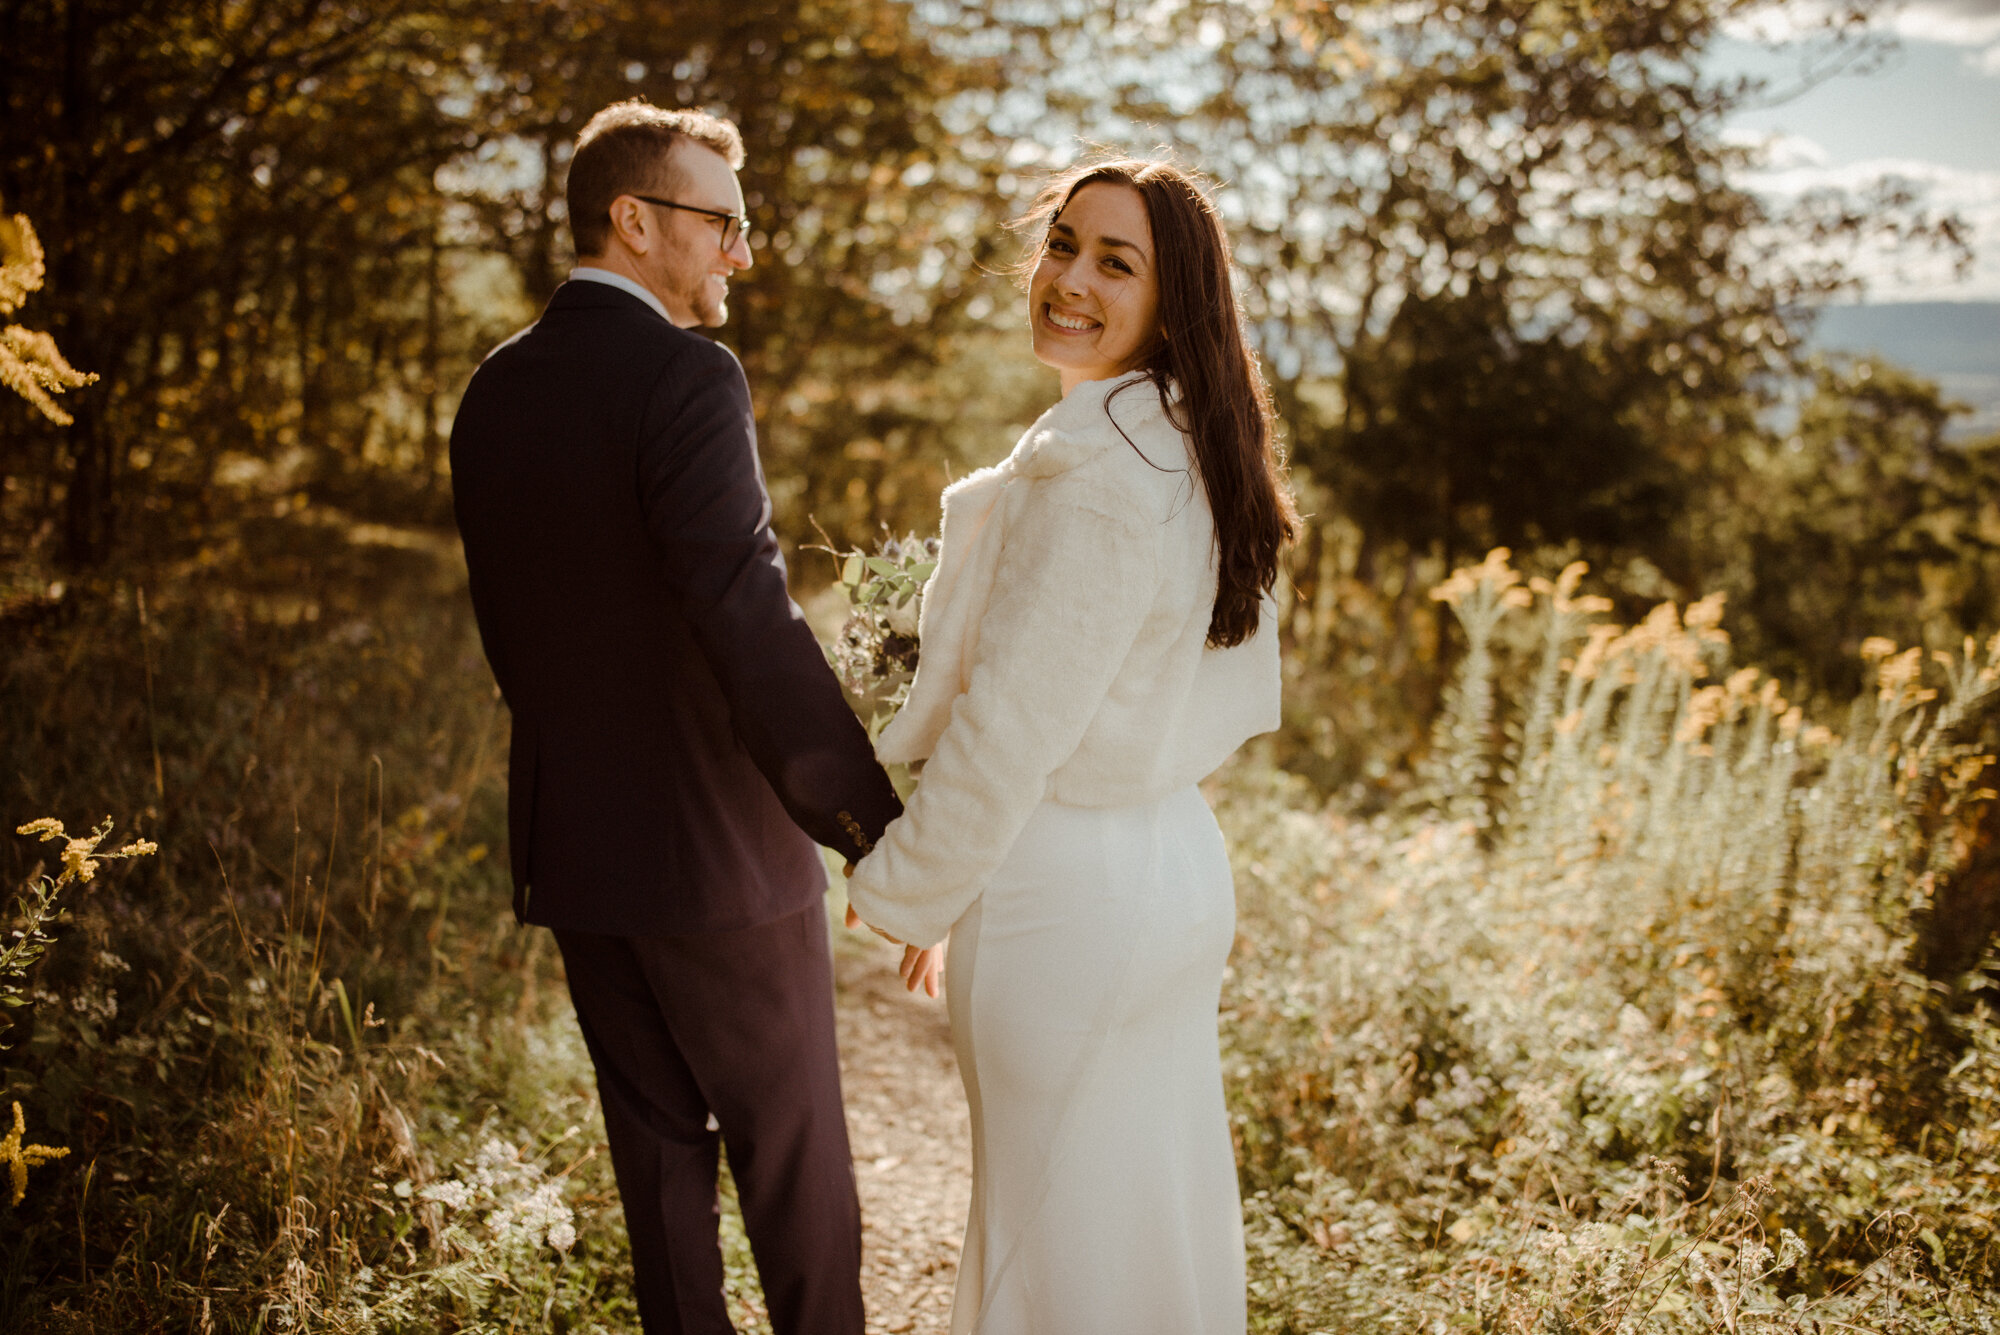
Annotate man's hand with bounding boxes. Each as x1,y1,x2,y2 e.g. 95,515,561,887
844,902,903,946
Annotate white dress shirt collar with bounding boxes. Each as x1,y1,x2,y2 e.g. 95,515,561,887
569,266,673,324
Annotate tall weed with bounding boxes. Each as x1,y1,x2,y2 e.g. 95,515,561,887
1220,550,2000,1332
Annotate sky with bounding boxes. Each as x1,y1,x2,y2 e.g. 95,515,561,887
1714,0,2000,302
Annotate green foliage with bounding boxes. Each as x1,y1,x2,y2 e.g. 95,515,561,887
1706,356,2000,696
0,519,801,1331
2,819,153,1054
0,0,1023,565
1118,0,1952,562
1216,550,2000,1332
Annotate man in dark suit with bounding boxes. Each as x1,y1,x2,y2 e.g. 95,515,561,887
449,100,903,1335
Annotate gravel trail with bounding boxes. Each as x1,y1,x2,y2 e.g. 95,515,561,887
835,938,970,1335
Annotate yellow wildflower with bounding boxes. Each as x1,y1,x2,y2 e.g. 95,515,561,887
1618,603,1707,677
1877,647,1935,707
14,818,62,841
1532,560,1617,618
1860,637,1899,663
1684,592,1730,646
1678,686,1729,743
1430,548,1522,607
0,212,46,315
0,1101,69,1207
1570,624,1623,682
59,837,99,883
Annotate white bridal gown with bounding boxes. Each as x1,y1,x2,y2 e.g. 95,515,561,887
844,372,1276,1335
945,785,1245,1334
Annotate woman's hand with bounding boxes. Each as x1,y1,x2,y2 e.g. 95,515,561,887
844,902,944,998
899,941,946,999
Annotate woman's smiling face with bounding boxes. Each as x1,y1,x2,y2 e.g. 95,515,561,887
1029,181,1161,393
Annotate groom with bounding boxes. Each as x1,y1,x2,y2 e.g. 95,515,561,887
450,100,902,1333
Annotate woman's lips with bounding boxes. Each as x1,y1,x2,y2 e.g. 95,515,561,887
1043,303,1100,333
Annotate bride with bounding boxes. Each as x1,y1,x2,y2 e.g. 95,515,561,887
843,155,1296,1334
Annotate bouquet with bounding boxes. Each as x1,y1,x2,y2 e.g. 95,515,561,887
823,532,938,738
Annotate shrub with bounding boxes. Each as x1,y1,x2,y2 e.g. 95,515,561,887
1219,550,2000,1332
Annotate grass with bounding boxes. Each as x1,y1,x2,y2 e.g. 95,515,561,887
1216,552,2000,1333
3,524,1998,1331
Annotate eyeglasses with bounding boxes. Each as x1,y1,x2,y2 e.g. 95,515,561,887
627,195,748,253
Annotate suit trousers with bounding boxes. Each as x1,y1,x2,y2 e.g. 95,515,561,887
555,902,863,1335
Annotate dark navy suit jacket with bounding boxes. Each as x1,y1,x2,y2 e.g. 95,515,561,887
450,279,902,935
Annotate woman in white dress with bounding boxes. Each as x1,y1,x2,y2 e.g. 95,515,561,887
843,157,1297,1334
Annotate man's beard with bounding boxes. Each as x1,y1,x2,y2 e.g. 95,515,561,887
661,246,727,327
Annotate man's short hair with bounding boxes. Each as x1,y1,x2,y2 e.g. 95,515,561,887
566,100,745,258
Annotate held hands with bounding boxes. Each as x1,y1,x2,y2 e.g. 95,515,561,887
842,873,945,1000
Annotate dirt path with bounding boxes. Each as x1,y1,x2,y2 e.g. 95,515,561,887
835,937,970,1335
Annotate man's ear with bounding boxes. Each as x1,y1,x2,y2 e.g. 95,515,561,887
606,196,651,255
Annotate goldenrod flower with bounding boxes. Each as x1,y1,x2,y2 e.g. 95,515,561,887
1678,686,1728,743
0,214,96,425
14,818,62,841
1877,647,1933,707
0,1101,69,1207
1431,548,1526,608
1570,625,1623,682
59,837,99,883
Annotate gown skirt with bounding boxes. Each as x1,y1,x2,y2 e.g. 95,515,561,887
944,783,1246,1335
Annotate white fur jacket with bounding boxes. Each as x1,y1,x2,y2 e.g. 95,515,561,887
843,370,1280,949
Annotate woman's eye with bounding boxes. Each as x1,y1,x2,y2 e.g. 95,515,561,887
1105,257,1132,274
1047,238,1074,255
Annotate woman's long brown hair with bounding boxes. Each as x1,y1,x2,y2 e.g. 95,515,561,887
1017,156,1299,648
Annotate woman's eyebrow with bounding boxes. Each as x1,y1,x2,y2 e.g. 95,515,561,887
1050,219,1147,257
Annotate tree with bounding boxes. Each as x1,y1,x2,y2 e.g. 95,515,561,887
1707,358,2000,696
1047,0,1961,574
0,0,1025,566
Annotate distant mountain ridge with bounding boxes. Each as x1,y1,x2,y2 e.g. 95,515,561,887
1809,302,2000,439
